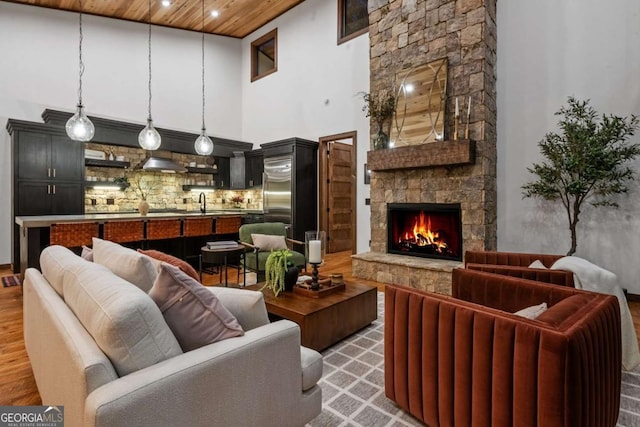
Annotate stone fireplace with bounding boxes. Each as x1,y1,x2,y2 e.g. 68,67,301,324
352,0,497,294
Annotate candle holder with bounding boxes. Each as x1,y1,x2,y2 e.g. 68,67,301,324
310,262,320,291
305,231,326,291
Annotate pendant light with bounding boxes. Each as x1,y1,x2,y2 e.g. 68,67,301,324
194,0,214,155
66,0,95,142
138,0,162,150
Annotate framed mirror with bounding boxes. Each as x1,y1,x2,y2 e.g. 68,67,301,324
391,58,448,146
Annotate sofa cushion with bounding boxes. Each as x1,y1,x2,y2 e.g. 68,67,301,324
207,287,270,331
528,259,547,269
40,245,90,297
62,259,182,377
251,233,287,251
148,264,244,352
81,245,94,261
138,249,199,281
92,237,157,292
514,302,548,319
300,346,323,391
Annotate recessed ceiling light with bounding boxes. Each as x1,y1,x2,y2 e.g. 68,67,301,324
161,0,171,7
211,10,219,18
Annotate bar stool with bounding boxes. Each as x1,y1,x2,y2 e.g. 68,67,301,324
49,222,99,248
183,217,213,271
146,219,182,240
183,217,213,237
103,220,144,244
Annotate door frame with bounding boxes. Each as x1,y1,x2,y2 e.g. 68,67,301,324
318,131,357,254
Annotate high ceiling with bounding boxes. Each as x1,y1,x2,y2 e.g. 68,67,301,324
4,0,305,38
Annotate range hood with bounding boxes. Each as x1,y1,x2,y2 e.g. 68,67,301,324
139,156,187,173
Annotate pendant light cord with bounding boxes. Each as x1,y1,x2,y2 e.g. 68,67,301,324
147,0,153,121
201,0,206,130
77,0,84,107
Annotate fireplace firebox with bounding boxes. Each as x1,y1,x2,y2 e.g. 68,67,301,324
387,203,462,261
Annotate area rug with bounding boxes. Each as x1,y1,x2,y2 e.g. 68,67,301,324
307,292,640,427
1,274,20,288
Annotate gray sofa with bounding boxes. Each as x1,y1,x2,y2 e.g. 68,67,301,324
23,245,322,427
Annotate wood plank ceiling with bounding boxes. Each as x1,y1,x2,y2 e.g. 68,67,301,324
4,0,305,38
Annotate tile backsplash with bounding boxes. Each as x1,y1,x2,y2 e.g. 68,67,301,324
84,143,262,213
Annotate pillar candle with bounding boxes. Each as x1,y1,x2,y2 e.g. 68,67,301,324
309,240,322,263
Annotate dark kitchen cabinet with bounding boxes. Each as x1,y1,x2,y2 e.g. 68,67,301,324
7,119,84,273
245,149,263,188
17,132,83,181
215,157,230,189
17,181,84,215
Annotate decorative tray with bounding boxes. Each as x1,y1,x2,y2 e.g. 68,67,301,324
293,278,345,298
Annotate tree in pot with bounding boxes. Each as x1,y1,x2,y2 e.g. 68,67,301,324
522,97,640,255
261,249,298,297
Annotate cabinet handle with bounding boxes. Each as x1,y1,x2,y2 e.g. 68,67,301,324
47,185,51,194
53,168,56,178
48,168,51,178
52,185,56,195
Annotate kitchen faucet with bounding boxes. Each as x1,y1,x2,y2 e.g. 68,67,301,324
198,192,206,214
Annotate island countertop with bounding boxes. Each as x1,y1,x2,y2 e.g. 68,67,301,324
15,210,263,228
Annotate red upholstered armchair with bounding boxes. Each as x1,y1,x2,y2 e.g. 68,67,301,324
385,269,621,427
465,250,575,287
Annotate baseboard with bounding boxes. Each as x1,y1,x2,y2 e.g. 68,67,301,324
626,292,640,302
0,263,11,270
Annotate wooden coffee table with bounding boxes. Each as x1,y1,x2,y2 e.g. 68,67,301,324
245,282,378,351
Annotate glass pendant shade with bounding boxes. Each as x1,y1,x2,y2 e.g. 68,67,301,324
66,104,95,142
194,128,213,155
138,118,162,150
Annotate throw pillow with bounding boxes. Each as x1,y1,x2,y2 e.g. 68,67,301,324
149,264,244,352
92,237,158,292
62,259,182,376
81,245,93,261
138,249,200,281
251,233,287,251
528,259,547,269
514,302,548,319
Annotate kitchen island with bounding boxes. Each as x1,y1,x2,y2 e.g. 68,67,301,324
15,210,263,277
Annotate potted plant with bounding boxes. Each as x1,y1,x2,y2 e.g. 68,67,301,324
262,249,298,296
522,96,640,255
361,89,397,150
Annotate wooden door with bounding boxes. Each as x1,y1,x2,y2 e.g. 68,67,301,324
327,142,354,253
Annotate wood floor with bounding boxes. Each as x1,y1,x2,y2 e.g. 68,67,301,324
2,252,639,406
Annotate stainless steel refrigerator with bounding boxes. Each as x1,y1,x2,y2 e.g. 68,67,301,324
260,138,318,242
263,155,292,225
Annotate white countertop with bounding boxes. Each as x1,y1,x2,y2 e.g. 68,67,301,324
15,210,263,228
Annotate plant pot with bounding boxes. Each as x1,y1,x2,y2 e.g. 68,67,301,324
138,200,149,216
284,265,299,292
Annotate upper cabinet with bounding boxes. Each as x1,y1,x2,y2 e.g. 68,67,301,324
245,149,264,188
17,132,83,182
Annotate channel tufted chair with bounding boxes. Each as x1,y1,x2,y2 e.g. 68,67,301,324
464,250,575,287
385,269,621,427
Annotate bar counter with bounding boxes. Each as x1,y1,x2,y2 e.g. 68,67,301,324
15,210,262,278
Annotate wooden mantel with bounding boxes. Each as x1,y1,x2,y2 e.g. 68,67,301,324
367,140,475,171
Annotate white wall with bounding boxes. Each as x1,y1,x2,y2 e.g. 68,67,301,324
0,2,243,265
240,0,371,253
497,1,640,291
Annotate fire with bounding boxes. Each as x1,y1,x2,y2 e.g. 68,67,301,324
399,212,448,252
